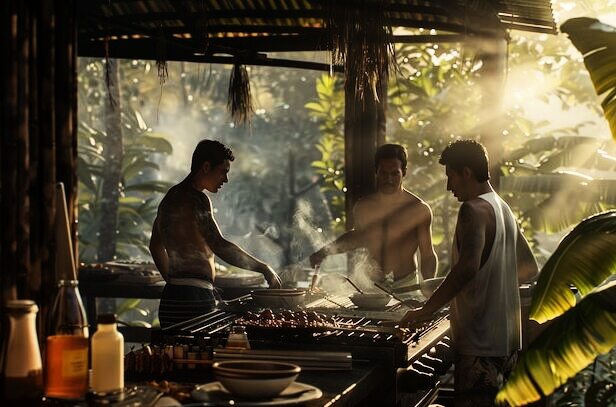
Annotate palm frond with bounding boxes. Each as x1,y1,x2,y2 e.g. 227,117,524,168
527,198,605,234
530,210,616,323
561,18,616,141
497,282,616,406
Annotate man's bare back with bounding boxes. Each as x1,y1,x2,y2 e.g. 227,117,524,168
355,189,432,281
157,180,217,281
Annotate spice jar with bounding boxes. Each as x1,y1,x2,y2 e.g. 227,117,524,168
226,326,251,350
1,300,43,405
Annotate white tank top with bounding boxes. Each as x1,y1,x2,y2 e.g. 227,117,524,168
450,192,522,356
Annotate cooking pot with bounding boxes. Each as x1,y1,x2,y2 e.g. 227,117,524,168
251,289,307,309
349,293,392,309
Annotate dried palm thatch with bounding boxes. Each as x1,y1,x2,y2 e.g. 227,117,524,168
156,25,168,85
227,63,253,126
325,0,396,103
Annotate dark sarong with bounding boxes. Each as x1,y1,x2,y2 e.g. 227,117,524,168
158,283,217,329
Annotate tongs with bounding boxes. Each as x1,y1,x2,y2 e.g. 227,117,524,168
309,265,321,292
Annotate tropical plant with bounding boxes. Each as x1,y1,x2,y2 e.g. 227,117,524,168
77,58,173,261
497,16,616,406
306,74,346,233
561,17,616,141
496,211,616,406
499,133,616,234
77,109,173,261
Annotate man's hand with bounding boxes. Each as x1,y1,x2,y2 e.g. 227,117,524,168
261,265,282,289
309,248,327,268
400,307,428,327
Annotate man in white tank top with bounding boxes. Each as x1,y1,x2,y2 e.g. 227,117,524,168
400,140,538,406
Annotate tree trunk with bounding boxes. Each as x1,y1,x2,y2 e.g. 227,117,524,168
98,59,123,262
476,38,507,190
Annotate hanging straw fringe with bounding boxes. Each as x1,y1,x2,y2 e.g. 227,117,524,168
227,63,253,126
156,25,168,85
325,0,396,103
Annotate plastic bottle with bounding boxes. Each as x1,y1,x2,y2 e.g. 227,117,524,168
1,300,43,406
91,314,124,393
45,280,89,400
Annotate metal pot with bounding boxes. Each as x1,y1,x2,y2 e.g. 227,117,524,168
251,289,307,309
349,293,392,309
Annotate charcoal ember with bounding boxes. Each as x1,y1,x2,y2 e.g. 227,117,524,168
244,311,258,321
260,309,274,320
281,310,295,319
306,311,323,323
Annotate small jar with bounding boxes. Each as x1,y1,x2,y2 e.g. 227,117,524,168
226,326,251,350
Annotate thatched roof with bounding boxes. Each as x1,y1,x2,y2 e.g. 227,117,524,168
78,0,556,69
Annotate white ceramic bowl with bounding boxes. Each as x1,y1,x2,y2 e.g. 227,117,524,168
420,277,445,298
349,293,391,309
212,360,301,399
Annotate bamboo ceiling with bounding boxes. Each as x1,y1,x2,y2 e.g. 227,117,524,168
77,0,556,69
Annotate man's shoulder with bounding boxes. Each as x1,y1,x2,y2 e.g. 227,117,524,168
161,182,210,209
458,199,492,225
400,189,432,213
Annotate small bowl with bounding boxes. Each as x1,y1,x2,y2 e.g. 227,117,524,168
420,277,445,298
349,293,391,309
212,361,301,399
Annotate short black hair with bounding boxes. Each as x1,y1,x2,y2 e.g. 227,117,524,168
439,139,490,182
191,140,235,172
375,144,408,175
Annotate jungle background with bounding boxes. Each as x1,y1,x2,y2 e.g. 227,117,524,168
77,1,616,404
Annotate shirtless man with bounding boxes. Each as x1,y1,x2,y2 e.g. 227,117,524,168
149,139,282,328
400,140,538,406
309,144,437,286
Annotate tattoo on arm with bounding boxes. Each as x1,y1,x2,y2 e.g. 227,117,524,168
455,202,484,271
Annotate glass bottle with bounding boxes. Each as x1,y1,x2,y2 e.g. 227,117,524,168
44,280,89,400
1,300,43,405
226,326,251,350
91,314,124,394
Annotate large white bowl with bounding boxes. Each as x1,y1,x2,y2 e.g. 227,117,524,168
251,289,306,309
212,360,301,399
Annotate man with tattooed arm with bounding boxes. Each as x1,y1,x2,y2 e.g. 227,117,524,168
400,140,538,406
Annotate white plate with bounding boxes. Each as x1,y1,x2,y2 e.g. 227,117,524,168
191,381,322,406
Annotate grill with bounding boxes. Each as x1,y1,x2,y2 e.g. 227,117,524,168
159,297,450,368
154,295,453,406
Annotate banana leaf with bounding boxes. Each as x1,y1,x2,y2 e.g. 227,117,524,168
561,18,616,141
496,281,616,406
530,210,616,323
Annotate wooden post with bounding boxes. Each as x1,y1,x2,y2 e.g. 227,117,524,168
475,37,508,190
344,69,387,230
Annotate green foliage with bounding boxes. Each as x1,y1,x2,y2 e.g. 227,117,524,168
77,59,173,261
497,281,616,406
528,189,616,325
561,17,616,141
500,134,616,234
306,74,346,233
